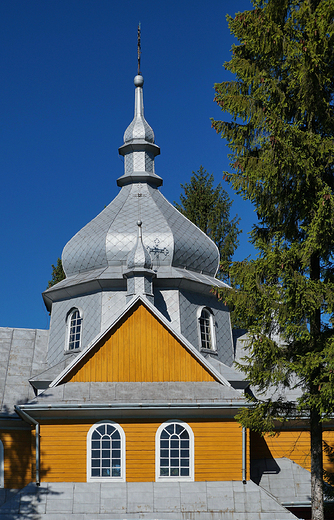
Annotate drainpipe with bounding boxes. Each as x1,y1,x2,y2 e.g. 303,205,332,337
242,427,247,484
14,406,40,485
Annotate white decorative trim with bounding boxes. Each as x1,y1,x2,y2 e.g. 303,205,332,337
0,439,4,488
65,307,83,352
86,421,126,482
155,420,194,482
197,306,216,352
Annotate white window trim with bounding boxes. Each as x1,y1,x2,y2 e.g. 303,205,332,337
155,420,194,482
86,421,126,483
0,439,3,488
197,306,216,352
65,307,83,352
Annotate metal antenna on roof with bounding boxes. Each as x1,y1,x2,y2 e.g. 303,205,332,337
137,22,141,75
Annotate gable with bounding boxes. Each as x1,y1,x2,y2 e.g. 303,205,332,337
64,302,217,384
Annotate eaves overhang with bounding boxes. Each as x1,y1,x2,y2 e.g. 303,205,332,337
118,140,161,157
15,400,252,422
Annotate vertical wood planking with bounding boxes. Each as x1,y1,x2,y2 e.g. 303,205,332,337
66,303,216,383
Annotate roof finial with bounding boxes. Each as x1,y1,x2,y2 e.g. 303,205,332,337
137,22,141,76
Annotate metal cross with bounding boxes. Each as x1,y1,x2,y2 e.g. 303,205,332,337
147,238,169,259
137,23,141,75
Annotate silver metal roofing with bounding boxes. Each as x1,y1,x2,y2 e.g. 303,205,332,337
251,457,311,507
126,220,153,270
61,74,220,282
0,480,299,519
0,327,49,416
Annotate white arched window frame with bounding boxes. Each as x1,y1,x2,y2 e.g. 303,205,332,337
0,439,4,488
65,307,83,351
197,307,216,352
155,420,194,482
87,421,126,482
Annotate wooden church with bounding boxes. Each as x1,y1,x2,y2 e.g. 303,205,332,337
1,63,334,520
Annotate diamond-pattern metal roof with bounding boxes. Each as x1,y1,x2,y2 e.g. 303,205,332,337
62,181,219,278
62,73,220,281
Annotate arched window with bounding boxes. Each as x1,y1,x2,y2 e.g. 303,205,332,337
0,439,4,488
198,307,215,351
155,421,194,482
66,308,82,351
87,421,125,482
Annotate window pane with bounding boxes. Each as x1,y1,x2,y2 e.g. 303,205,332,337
175,424,184,435
90,423,122,480
159,423,191,480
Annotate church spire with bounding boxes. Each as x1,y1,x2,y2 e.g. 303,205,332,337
117,26,162,188
124,220,155,303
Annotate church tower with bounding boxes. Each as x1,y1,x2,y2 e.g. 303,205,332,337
42,66,234,371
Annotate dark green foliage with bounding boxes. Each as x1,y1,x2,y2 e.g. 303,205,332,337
47,257,65,288
212,1,334,517
175,166,241,280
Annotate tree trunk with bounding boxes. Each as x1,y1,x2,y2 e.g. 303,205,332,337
311,408,323,520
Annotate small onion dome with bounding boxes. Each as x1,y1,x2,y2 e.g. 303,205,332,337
127,220,153,270
123,75,155,144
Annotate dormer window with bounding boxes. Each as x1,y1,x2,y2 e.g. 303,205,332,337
66,308,82,351
198,307,216,352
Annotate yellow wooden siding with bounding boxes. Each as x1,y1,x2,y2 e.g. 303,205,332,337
323,431,334,475
251,430,334,474
0,430,33,488
39,419,244,483
65,303,216,383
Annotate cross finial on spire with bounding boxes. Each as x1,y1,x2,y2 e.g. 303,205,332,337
137,22,141,75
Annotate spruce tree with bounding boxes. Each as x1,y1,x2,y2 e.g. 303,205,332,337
47,257,65,288
175,166,240,281
211,1,334,518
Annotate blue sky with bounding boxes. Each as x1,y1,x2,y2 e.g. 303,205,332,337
0,0,256,330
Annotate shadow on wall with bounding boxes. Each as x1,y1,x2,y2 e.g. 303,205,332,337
250,432,280,485
0,403,52,518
